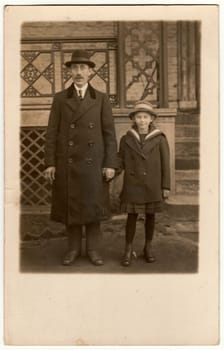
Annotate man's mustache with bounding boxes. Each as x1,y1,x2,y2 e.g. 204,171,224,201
75,75,83,79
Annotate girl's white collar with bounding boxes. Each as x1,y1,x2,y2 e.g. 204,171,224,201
128,128,161,142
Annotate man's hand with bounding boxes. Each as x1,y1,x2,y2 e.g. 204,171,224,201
43,166,56,184
102,168,115,182
162,189,170,199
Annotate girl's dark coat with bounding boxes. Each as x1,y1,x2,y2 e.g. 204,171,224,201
45,83,117,226
118,125,170,204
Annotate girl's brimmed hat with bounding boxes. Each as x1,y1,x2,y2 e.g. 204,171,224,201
65,50,95,68
129,100,158,119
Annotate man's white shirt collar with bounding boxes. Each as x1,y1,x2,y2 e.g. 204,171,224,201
74,83,88,98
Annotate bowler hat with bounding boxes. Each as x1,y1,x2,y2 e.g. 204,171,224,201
65,50,95,68
129,100,157,119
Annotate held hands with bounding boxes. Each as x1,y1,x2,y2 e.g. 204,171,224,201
163,189,170,199
44,167,115,184
43,166,56,184
102,168,115,182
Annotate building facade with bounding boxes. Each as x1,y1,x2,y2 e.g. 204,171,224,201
20,21,200,225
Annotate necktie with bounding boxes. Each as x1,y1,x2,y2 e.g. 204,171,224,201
78,89,83,100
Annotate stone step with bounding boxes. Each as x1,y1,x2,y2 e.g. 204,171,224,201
175,157,199,170
176,125,199,138
176,180,199,195
176,136,199,142
164,194,199,221
176,140,199,158
175,113,200,125
175,221,199,234
176,170,199,180
175,170,199,194
165,194,199,206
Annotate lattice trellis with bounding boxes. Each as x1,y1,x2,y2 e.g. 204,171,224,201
21,51,55,97
20,128,51,206
124,22,161,107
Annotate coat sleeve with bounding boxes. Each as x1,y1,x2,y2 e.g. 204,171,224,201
101,94,118,169
160,135,171,190
44,95,61,168
116,135,126,175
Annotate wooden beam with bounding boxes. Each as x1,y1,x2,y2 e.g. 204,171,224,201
160,22,169,108
117,22,126,108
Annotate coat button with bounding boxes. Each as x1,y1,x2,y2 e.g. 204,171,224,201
68,158,73,164
68,140,74,146
88,140,94,147
88,122,95,129
70,123,76,129
86,158,93,165
143,171,147,175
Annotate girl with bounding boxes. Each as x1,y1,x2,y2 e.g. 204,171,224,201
118,101,170,267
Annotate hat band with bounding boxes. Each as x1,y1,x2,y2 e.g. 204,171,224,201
65,57,95,68
129,108,157,119
71,57,91,62
133,108,156,115
135,107,154,112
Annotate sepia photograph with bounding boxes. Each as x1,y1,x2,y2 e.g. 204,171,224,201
4,4,219,346
19,19,199,273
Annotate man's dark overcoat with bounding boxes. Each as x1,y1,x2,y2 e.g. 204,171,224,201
118,125,170,204
45,83,117,226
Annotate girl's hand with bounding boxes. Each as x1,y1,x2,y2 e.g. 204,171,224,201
162,189,170,199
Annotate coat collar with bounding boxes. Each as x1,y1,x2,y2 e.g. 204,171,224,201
66,82,96,99
66,83,97,122
128,127,162,143
125,124,163,158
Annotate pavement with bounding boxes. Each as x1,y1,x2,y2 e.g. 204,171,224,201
20,213,198,274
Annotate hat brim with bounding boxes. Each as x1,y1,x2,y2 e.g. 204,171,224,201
129,108,157,119
65,60,95,68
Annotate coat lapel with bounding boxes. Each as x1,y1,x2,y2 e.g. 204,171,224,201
65,83,97,123
125,130,146,159
66,95,80,115
142,129,163,154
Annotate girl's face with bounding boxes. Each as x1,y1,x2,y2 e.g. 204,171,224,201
134,112,153,130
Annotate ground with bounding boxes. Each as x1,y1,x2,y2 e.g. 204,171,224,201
20,212,198,273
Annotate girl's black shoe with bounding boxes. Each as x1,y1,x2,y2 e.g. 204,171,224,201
143,247,156,263
121,248,132,267
121,245,137,267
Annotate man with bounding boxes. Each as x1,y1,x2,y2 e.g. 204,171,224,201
44,50,117,266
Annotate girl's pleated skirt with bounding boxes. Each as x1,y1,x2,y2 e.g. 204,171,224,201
121,201,163,214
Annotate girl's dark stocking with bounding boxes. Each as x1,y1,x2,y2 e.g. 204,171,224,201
145,213,155,242
125,213,138,244
144,213,156,263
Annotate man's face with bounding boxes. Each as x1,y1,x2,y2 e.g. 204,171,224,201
70,63,92,87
